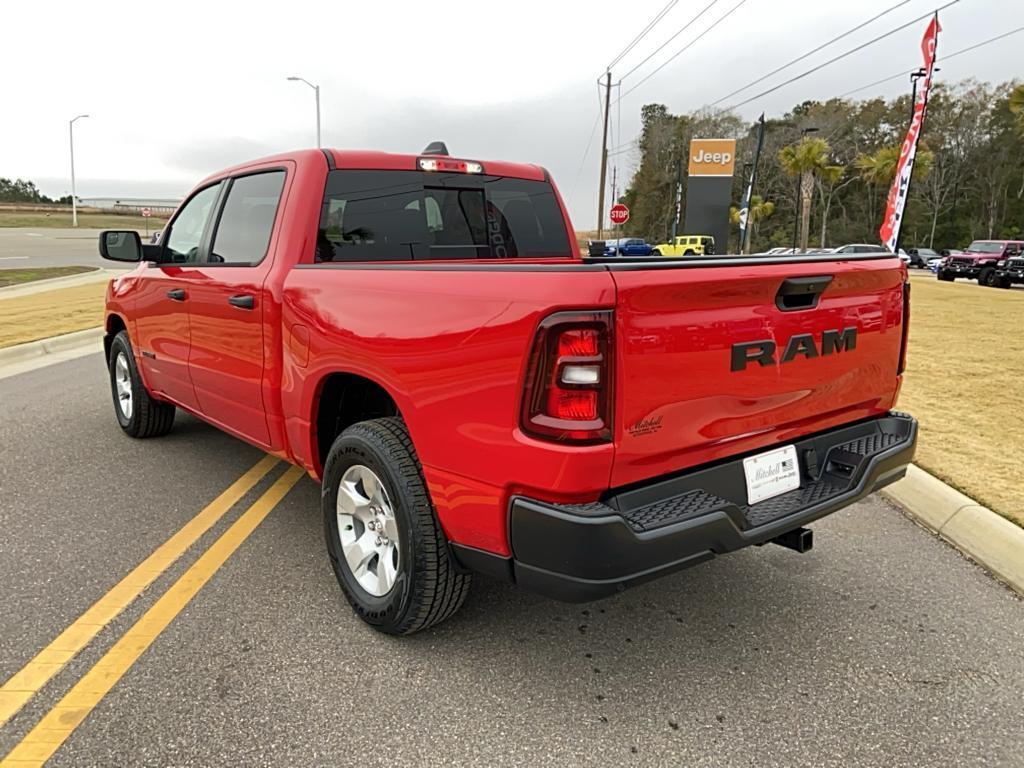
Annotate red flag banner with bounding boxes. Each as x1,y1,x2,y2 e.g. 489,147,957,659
879,15,941,252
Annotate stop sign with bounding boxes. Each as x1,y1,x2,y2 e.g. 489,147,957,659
141,207,152,218
609,203,629,225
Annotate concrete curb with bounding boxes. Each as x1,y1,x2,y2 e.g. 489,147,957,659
882,465,1024,598
0,327,103,380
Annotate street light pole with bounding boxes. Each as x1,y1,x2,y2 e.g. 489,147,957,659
69,114,89,228
287,76,321,148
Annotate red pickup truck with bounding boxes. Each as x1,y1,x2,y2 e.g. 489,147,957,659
98,146,917,635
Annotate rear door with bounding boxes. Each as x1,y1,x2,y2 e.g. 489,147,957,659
182,168,288,447
609,256,906,487
133,182,222,410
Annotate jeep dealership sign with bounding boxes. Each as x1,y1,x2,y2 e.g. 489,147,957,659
684,138,736,250
687,139,736,177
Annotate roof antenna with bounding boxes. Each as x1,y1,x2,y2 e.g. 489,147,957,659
422,141,449,156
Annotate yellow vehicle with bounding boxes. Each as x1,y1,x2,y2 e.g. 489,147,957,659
651,235,715,256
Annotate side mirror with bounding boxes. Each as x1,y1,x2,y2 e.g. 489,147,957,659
99,230,143,262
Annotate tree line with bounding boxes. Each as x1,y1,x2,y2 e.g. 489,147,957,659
619,80,1024,252
0,178,71,205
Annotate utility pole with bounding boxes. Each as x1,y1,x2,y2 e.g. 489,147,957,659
610,166,618,231
596,71,612,239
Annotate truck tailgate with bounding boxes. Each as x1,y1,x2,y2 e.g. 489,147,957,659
609,256,906,488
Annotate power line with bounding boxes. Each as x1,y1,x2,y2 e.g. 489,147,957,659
568,83,605,208
620,0,724,81
608,0,681,71
709,0,913,107
838,25,1024,98
723,0,962,110
618,0,750,102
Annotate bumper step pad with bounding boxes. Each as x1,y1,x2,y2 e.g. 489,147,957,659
593,420,912,534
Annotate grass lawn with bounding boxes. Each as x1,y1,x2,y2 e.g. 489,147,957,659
0,210,169,230
900,272,1024,527
0,282,106,348
0,266,95,288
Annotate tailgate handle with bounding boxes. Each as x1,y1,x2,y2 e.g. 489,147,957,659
776,276,833,311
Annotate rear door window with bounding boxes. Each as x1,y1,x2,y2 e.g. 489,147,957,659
316,170,571,262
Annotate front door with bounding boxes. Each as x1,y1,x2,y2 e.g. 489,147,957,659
133,182,222,411
183,169,288,447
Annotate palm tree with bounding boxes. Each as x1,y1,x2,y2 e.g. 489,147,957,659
729,196,776,253
779,137,837,252
856,144,934,228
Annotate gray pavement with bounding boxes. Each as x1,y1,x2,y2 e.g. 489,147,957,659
0,228,154,268
1,353,1022,767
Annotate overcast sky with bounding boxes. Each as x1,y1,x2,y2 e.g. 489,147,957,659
2,0,1018,228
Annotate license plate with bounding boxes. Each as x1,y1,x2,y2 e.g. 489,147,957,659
743,445,800,505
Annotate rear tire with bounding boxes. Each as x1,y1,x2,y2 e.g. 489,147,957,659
322,417,471,635
650,249,661,256
108,331,175,438
938,270,954,282
979,266,996,287
684,249,695,256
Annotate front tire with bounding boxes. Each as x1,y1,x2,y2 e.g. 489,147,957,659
108,331,175,438
979,266,997,287
322,417,471,635
938,270,954,282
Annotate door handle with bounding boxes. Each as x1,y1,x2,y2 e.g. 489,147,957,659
228,294,255,310
776,276,833,311
166,288,186,301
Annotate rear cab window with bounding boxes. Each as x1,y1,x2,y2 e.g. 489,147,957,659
316,170,571,262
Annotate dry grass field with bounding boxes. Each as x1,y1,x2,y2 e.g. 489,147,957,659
900,272,1024,526
0,266,93,287
0,210,168,230
0,282,106,348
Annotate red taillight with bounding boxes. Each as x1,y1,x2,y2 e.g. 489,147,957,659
898,281,910,375
521,311,613,443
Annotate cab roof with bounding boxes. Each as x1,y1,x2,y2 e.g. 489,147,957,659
324,149,548,181
198,148,549,188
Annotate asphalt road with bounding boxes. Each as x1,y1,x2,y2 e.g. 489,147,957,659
0,229,128,268
1,352,1022,767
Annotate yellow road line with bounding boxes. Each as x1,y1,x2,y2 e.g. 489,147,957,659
1,465,305,767
0,454,279,729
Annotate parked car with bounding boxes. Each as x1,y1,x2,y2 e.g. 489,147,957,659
604,237,654,257
938,240,1024,285
994,251,1024,289
927,257,944,273
906,247,940,268
97,145,916,635
832,244,887,254
651,235,715,256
